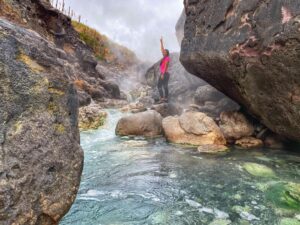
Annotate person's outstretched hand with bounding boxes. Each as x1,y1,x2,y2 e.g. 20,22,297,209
160,36,163,43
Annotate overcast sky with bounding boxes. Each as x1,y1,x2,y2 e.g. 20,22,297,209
63,0,184,62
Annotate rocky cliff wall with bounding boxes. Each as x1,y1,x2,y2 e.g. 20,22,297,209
180,0,300,141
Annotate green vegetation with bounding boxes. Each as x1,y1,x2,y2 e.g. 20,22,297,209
243,163,277,178
266,182,300,212
72,21,138,67
279,218,300,225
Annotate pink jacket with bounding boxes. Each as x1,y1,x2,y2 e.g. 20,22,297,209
160,56,170,74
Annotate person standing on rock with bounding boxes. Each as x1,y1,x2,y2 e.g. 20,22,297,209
158,36,170,103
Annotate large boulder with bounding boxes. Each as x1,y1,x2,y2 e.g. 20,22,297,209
180,0,300,141
0,19,83,224
116,110,163,137
219,111,255,141
162,112,226,146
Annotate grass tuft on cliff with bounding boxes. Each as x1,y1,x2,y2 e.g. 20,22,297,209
72,21,138,67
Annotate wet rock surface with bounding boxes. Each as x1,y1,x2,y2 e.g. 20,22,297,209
79,104,107,131
116,110,163,137
180,0,300,141
162,112,226,146
0,18,83,224
236,137,264,149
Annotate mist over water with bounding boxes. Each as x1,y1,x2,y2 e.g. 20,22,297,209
63,0,184,62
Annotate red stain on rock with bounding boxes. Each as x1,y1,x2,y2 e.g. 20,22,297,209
230,36,260,57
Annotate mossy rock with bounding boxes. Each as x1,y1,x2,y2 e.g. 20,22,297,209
209,219,231,225
266,182,300,213
279,218,300,225
79,113,107,131
243,163,276,178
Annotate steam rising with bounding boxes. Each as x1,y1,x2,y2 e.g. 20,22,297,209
63,0,184,62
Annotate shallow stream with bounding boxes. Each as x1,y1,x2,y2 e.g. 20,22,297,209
61,110,300,225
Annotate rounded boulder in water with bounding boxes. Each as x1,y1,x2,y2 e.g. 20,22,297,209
116,110,163,137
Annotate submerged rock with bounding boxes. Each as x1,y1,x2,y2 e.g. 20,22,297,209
180,0,300,142
79,104,107,130
266,182,300,214
243,163,276,178
279,218,300,225
162,112,226,146
209,219,231,225
236,137,264,149
116,110,163,137
219,112,254,141
198,144,228,153
119,140,148,148
0,18,83,224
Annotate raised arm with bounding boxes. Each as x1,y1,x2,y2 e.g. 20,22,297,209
160,36,165,56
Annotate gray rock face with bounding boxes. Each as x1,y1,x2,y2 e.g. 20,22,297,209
0,18,83,224
219,111,255,141
151,103,183,118
144,52,238,117
193,85,239,118
180,0,300,141
116,110,163,137
175,10,186,45
2,0,121,103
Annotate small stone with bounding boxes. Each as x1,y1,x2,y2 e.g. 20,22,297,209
185,199,202,208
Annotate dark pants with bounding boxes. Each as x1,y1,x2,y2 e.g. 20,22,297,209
157,72,170,99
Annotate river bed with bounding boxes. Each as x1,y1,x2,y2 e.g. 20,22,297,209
60,110,300,225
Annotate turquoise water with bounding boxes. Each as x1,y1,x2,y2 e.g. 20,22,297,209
60,110,300,225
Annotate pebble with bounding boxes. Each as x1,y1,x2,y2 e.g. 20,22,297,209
185,199,202,208
175,211,184,216
199,207,214,214
240,211,260,221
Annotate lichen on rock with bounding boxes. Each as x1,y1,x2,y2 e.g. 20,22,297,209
0,17,83,224
79,104,107,131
